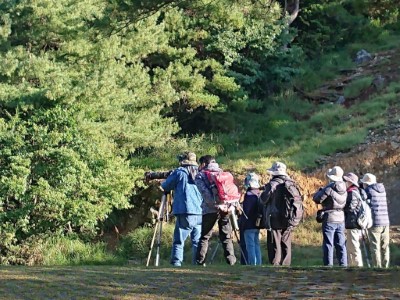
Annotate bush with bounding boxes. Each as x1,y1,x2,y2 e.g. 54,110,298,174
0,235,119,266
117,223,176,265
40,236,120,266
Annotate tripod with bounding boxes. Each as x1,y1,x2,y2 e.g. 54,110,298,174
146,193,171,267
361,229,372,268
208,204,248,265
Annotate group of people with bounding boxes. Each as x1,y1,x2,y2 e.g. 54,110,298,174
159,152,391,268
313,166,390,268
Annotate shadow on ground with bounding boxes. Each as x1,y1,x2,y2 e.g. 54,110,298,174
0,265,399,299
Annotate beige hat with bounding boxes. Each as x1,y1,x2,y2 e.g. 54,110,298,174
178,152,198,166
267,161,287,176
343,172,359,187
326,166,344,182
360,173,376,185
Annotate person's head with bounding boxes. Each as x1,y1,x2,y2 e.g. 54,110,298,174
177,152,198,167
244,172,260,189
198,155,215,170
343,172,359,188
326,166,344,182
267,161,287,176
360,173,376,188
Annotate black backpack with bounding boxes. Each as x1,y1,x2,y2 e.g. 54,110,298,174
258,178,303,230
272,178,304,228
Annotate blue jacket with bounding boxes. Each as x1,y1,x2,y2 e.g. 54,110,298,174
364,183,389,227
161,167,203,215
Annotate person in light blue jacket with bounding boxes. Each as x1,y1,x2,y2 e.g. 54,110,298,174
161,152,203,267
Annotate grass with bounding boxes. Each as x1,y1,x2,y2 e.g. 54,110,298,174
0,265,399,299
344,76,373,98
40,236,122,266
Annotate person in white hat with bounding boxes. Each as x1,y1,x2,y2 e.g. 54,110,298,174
260,161,302,266
360,173,390,268
313,166,348,267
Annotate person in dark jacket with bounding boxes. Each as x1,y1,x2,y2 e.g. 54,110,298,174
195,156,236,266
313,166,348,267
260,161,296,266
361,173,390,268
161,152,203,267
343,172,363,267
242,172,262,265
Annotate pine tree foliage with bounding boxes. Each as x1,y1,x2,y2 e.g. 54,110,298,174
1,0,398,263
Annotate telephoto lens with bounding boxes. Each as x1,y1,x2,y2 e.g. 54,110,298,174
144,170,173,181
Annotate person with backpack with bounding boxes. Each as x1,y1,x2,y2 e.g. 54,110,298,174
260,162,303,266
195,156,237,266
241,172,262,265
360,173,390,268
313,166,348,267
161,152,203,267
343,172,364,267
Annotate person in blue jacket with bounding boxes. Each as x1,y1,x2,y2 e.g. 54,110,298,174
161,152,203,267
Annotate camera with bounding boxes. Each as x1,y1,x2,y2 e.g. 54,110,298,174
144,170,173,181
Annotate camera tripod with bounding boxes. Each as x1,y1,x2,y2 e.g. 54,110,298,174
146,193,172,267
361,229,372,268
209,204,248,265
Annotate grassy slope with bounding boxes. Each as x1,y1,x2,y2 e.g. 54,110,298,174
0,265,399,299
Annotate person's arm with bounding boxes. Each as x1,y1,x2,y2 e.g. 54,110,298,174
260,180,278,204
195,173,211,196
347,191,359,212
313,185,331,204
161,170,179,193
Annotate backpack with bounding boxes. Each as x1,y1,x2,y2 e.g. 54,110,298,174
203,170,241,203
281,179,304,227
357,199,373,229
260,178,303,229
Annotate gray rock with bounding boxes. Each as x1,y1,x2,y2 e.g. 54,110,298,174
391,141,400,149
373,75,385,90
336,95,345,105
355,49,372,64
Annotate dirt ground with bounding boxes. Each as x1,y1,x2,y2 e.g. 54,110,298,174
0,265,399,299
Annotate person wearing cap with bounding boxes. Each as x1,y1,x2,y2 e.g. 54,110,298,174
161,152,203,267
260,161,298,266
241,172,262,265
195,155,236,266
313,166,348,267
360,173,390,268
343,172,364,267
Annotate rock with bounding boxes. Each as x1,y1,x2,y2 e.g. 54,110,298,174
391,142,400,149
373,74,385,90
378,151,387,158
354,49,372,64
336,96,345,105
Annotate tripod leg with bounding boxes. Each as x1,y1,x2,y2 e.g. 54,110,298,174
209,240,220,264
155,194,167,267
361,230,371,268
233,229,248,265
146,222,159,267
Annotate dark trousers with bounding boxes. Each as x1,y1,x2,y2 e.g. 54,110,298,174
196,212,236,265
267,228,293,266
